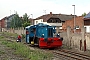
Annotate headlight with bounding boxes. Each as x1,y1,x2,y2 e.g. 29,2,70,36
42,34,44,36
41,34,44,37
31,41,34,44
57,34,59,35
57,34,60,37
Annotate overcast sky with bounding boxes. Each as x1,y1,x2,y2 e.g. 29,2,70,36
0,0,90,19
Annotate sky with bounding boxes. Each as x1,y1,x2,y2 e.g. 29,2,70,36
0,0,90,19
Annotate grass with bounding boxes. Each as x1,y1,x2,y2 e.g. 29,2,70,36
1,40,53,60
1,32,18,38
0,50,5,54
0,32,53,60
62,45,72,50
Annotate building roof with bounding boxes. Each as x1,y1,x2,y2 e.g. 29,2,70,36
0,14,16,20
84,12,90,19
35,12,75,22
6,14,16,19
53,14,75,21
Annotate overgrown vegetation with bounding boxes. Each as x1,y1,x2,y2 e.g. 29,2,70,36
62,45,72,50
21,34,25,39
0,50,5,54
0,32,53,60
10,13,30,28
1,32,18,37
1,40,53,60
82,12,86,17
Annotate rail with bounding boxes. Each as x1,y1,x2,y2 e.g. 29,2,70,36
53,49,90,60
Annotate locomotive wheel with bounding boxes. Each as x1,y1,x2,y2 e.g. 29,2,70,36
49,48,55,50
60,37,63,41
30,44,34,47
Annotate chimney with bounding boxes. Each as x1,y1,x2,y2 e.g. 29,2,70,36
50,12,52,15
59,13,61,15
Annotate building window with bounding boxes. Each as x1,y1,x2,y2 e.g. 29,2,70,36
62,21,65,23
76,25,79,29
56,20,58,23
47,19,53,23
50,19,53,23
36,21,38,24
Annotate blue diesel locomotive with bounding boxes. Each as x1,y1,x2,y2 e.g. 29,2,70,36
25,23,63,48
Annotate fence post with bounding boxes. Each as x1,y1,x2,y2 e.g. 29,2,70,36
81,27,85,51
80,40,82,50
67,26,71,47
84,40,86,51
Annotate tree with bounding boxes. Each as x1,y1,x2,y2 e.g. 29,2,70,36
22,22,30,28
22,13,30,27
11,13,23,28
11,13,30,28
22,13,30,22
82,12,86,17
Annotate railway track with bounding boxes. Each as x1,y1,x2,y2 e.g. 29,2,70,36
5,36,90,60
53,49,90,60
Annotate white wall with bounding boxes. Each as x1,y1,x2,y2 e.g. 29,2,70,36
34,19,43,25
34,19,51,26
84,26,90,33
34,19,62,27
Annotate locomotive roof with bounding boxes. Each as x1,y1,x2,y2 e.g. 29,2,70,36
25,23,55,29
25,25,33,28
30,23,55,28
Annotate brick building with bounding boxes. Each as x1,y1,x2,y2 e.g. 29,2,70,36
62,16,84,32
0,14,16,28
0,17,7,28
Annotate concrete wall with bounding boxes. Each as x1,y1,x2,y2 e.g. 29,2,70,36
85,34,90,50
60,32,82,49
60,27,90,50
2,28,26,35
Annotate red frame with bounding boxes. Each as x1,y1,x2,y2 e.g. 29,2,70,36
39,37,62,48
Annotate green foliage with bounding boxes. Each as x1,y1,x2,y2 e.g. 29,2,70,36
22,13,30,28
22,22,30,27
2,32,18,38
11,13,31,28
1,41,53,60
11,13,23,28
21,34,25,39
0,50,5,54
0,36,4,39
22,13,30,23
0,32,53,60
82,12,86,17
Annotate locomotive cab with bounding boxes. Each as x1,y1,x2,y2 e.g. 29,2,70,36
25,26,38,44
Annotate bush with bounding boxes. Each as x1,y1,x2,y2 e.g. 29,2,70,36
21,34,25,39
